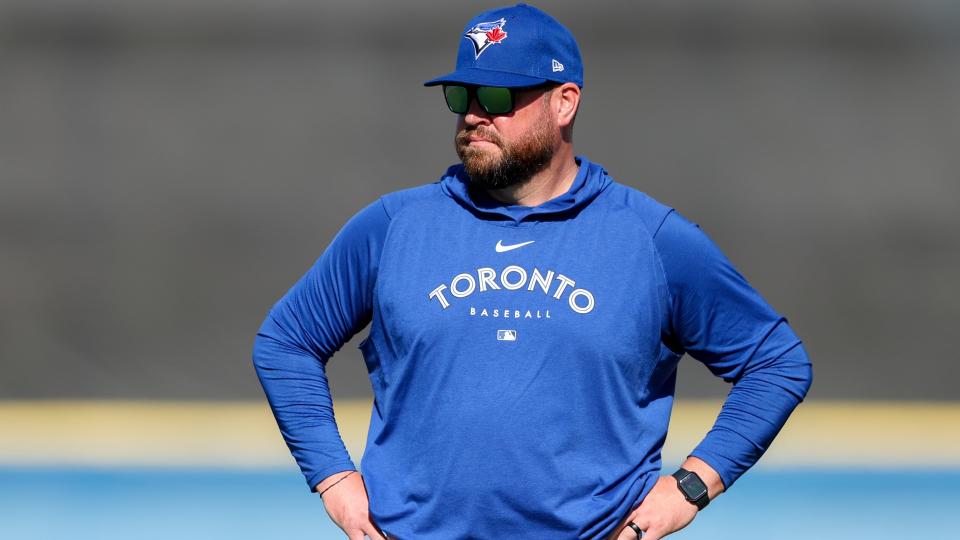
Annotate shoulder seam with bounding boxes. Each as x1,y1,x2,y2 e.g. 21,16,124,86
652,208,676,239
377,196,393,221
600,185,675,239
602,190,679,351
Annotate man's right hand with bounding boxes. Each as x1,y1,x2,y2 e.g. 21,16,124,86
316,471,386,540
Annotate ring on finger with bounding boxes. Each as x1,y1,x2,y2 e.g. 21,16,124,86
627,521,643,538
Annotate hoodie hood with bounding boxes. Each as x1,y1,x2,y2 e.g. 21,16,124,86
439,155,612,225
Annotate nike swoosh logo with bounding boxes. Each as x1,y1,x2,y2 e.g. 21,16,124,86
495,240,535,253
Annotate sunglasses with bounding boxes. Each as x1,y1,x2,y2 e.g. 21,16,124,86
442,84,551,115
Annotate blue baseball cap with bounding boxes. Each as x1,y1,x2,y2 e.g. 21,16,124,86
424,3,583,89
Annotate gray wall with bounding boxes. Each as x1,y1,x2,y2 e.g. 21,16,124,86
2,0,958,400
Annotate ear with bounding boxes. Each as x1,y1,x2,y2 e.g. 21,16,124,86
553,83,581,128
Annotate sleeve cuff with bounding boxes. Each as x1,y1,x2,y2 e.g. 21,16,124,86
306,460,358,493
687,448,736,491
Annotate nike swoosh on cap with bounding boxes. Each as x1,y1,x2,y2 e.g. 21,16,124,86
495,240,535,253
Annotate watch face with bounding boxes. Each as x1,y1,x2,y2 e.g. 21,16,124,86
679,473,708,500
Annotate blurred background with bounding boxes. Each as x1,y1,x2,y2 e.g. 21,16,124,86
1,0,958,538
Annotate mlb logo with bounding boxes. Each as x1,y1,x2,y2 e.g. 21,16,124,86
497,329,517,341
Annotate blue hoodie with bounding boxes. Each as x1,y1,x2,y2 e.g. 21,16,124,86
253,156,812,539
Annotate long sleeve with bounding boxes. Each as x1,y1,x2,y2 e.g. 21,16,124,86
653,209,813,490
252,198,390,492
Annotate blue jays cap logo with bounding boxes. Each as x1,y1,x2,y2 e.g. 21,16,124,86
463,18,508,59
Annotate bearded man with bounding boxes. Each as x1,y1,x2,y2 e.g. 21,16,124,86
253,4,813,540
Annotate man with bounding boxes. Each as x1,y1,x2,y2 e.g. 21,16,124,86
253,4,813,540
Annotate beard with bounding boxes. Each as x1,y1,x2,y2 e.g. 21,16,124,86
454,111,558,190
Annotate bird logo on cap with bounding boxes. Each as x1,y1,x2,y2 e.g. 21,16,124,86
464,18,508,59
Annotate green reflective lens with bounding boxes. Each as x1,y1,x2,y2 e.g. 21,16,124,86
443,85,469,114
442,85,519,115
476,86,514,114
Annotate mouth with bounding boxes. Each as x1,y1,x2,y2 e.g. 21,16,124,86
459,133,499,149
468,139,497,148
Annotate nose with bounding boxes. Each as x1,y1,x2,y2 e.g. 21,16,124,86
463,94,492,126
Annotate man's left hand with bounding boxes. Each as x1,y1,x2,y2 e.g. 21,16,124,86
607,475,698,540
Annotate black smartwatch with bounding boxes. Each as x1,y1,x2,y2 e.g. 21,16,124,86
672,468,710,510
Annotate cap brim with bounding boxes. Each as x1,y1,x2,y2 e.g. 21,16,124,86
423,68,549,88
